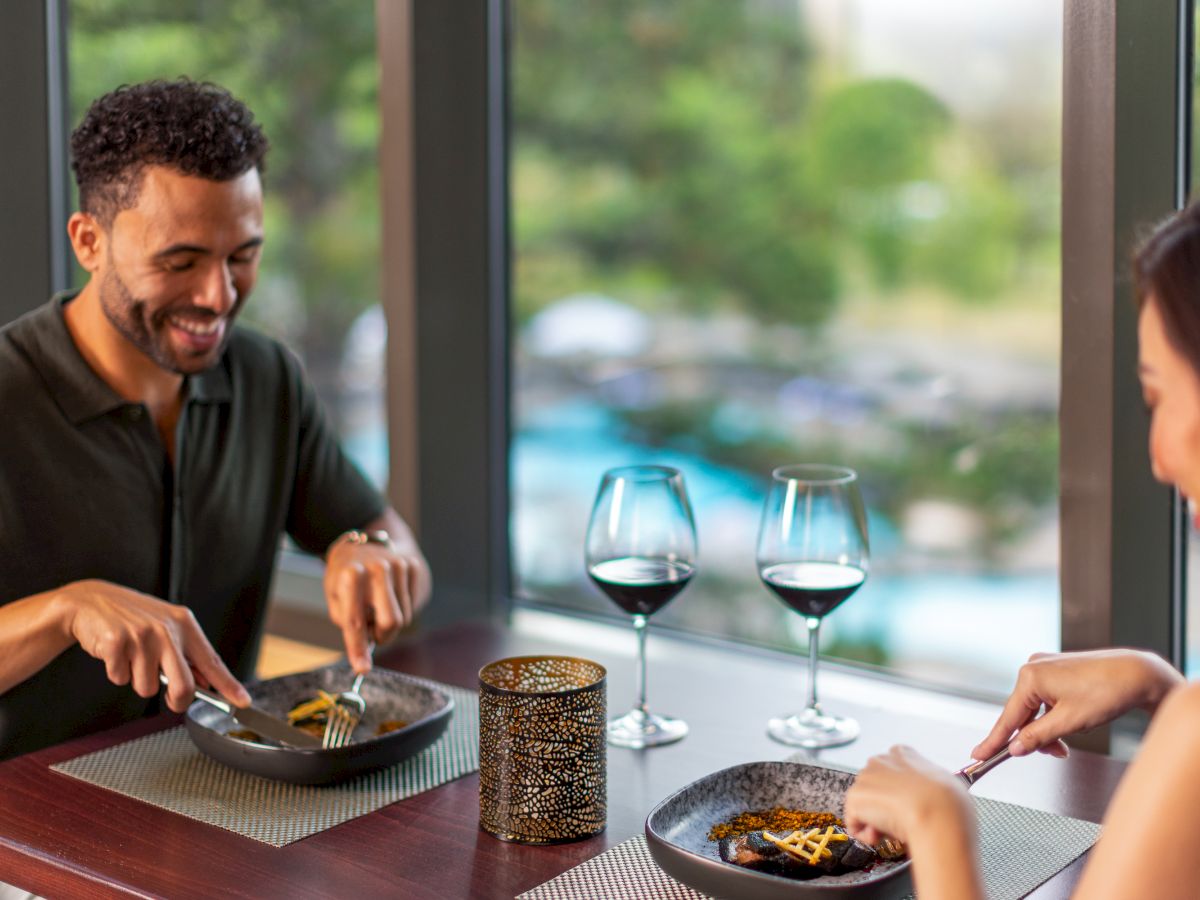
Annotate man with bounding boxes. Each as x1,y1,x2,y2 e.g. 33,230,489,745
0,78,431,758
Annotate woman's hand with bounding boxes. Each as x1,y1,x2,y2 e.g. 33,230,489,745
971,649,1183,761
845,746,984,900
844,745,973,848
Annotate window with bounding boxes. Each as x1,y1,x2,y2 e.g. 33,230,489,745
68,0,388,488
9,2,1183,708
509,0,1063,694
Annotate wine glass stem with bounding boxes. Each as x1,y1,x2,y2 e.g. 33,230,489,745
633,614,649,715
805,616,822,714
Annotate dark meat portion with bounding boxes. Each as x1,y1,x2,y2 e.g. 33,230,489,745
718,826,878,880
718,830,776,870
718,831,824,880
835,835,878,871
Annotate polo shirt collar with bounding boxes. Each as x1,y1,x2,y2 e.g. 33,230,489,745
189,354,232,403
33,293,231,425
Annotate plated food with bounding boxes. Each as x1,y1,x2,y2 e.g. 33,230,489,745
709,807,890,880
227,691,409,744
719,824,878,878
645,761,912,899
184,665,453,785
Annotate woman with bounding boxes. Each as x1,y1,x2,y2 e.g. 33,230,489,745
844,203,1200,899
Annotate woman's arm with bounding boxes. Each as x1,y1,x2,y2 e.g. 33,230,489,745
1072,680,1200,900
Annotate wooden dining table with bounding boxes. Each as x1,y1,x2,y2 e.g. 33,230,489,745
0,616,1125,899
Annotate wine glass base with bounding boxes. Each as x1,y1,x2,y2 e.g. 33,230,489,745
607,708,688,749
767,708,859,748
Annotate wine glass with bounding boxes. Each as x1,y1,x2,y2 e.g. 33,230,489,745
586,465,697,748
757,464,869,748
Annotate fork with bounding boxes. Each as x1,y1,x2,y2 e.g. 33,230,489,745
874,746,1013,859
321,641,374,749
322,701,359,749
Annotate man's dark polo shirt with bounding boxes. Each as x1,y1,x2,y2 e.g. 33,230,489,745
0,295,384,758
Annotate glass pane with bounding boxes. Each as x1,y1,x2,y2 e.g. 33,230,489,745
510,0,1062,694
67,1,387,488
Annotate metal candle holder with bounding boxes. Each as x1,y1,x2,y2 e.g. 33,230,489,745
478,655,607,844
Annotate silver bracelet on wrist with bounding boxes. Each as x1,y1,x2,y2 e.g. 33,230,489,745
336,529,394,551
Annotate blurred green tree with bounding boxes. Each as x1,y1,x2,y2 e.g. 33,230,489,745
513,0,843,324
512,1,986,325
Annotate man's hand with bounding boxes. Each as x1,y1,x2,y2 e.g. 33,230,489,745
971,649,1184,761
59,579,250,712
323,526,431,674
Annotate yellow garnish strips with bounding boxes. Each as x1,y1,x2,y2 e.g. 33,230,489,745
286,691,336,722
762,826,846,865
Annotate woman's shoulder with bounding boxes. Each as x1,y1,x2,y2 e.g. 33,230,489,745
1136,680,1200,785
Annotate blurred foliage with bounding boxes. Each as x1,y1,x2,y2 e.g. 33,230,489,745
619,393,1058,558
68,0,380,374
511,0,1055,323
70,0,1062,587
69,0,1058,345
513,0,835,324
806,79,949,190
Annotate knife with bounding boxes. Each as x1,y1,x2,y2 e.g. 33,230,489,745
159,674,323,749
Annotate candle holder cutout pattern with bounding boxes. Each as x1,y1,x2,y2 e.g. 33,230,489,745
479,656,607,844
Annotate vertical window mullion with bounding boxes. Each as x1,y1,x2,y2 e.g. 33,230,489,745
407,0,510,624
1061,0,1183,751
2,0,70,325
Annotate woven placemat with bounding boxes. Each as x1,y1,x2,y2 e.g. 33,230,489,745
50,680,478,847
517,773,1101,900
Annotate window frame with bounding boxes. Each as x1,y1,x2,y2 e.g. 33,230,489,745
9,2,1193,727
1059,0,1189,747
3,0,70,321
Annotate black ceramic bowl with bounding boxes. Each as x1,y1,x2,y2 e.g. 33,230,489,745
645,761,912,900
184,664,454,785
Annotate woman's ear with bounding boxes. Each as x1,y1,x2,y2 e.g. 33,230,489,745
67,212,105,273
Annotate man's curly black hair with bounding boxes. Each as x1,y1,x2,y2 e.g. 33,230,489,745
70,78,269,225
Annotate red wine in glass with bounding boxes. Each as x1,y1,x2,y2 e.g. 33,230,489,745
757,464,869,748
586,465,697,749
760,561,866,619
587,557,695,617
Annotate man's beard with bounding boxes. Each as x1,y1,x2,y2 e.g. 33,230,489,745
98,266,239,375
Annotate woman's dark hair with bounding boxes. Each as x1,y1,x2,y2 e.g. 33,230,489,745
1134,202,1200,376
70,78,269,225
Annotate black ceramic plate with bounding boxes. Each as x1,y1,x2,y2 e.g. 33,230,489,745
645,761,912,900
184,664,454,786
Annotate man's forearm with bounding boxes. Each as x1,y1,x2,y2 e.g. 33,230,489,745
0,588,76,695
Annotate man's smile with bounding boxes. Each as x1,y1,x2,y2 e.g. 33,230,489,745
166,312,227,352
